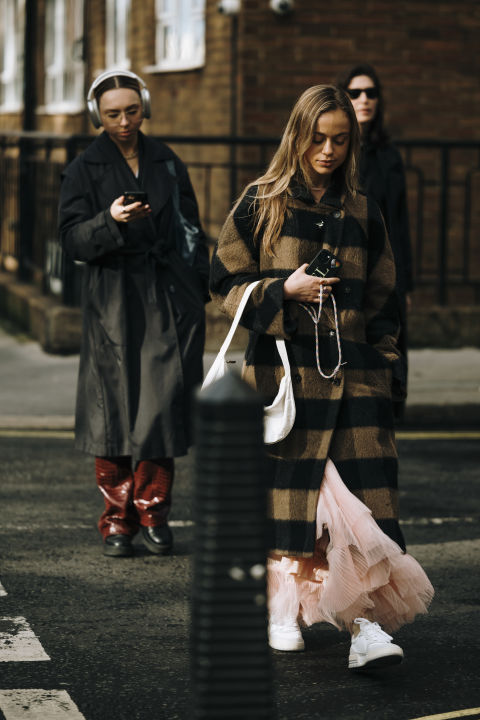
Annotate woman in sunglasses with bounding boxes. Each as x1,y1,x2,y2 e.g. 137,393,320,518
337,64,413,419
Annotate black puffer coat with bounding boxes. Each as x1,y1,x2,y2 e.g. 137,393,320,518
59,131,209,463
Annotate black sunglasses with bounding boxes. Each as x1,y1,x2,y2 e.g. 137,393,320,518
346,87,379,100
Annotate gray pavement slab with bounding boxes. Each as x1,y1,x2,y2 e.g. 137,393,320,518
0,327,78,428
0,326,479,429
407,347,480,406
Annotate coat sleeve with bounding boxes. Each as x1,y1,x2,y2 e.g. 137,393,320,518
209,190,295,339
363,197,406,397
58,162,126,262
174,156,210,298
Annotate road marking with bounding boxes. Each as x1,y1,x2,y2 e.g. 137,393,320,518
0,517,475,533
1,517,476,533
0,581,7,596
0,429,479,440
0,690,86,719
409,708,480,720
400,516,477,526
396,431,480,440
0,520,195,532
0,617,50,662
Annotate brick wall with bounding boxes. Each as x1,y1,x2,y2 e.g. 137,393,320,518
237,0,480,140
3,1,478,141
1,0,478,306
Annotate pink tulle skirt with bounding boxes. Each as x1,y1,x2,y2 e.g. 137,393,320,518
268,459,434,633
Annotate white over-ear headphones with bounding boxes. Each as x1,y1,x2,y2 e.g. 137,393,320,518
86,69,151,129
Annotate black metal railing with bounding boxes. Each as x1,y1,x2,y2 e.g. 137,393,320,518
0,131,479,307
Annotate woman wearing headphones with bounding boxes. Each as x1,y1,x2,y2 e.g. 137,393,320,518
59,70,209,557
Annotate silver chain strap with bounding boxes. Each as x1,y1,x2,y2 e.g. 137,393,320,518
299,286,344,379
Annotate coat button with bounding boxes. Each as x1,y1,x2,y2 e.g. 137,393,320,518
333,210,341,219
316,220,324,228
344,286,351,294
294,373,302,382
169,284,175,293
329,330,336,337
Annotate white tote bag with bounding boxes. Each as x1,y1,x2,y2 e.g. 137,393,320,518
202,281,296,444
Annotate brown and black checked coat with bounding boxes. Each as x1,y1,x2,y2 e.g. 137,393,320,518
210,180,406,558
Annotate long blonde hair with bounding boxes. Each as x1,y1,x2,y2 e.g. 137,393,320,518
239,85,360,256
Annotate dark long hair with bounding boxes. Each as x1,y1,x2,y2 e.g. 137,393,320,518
336,63,389,147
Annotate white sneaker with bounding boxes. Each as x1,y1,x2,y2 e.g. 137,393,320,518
268,619,305,652
348,618,404,670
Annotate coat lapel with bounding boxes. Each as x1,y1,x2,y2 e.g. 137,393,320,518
291,180,346,326
141,136,175,220
82,132,175,224
83,132,138,212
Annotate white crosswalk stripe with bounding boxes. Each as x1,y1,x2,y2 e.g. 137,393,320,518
0,581,7,596
0,690,86,719
0,617,50,662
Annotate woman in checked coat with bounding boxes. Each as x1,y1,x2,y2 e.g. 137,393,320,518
210,85,433,670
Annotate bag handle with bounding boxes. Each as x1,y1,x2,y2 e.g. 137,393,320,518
202,281,291,388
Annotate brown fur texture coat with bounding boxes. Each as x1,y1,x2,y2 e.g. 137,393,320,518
210,181,405,557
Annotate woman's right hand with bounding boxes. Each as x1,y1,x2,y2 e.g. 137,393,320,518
110,196,152,223
283,263,340,303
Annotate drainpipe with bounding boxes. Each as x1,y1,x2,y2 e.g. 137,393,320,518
229,12,239,203
22,0,36,131
18,0,37,281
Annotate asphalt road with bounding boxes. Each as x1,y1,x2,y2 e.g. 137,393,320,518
0,433,479,720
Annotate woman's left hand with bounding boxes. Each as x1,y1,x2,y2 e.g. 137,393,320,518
110,195,152,223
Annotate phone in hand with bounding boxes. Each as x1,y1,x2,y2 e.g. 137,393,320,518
123,191,148,206
305,249,342,278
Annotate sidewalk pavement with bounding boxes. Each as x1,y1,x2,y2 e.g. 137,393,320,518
0,325,478,430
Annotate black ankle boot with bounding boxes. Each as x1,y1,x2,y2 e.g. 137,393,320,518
141,525,173,555
103,534,134,557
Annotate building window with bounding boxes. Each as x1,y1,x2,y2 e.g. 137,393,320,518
105,0,131,70
44,0,84,113
150,0,205,72
0,0,25,112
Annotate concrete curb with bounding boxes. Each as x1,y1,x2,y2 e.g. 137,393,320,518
0,405,478,433
0,272,82,354
401,404,480,428
0,416,75,431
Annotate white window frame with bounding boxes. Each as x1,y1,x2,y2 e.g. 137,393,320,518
43,0,84,114
144,0,205,73
0,0,25,112
105,0,131,70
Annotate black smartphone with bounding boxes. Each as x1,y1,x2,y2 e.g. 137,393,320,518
305,249,342,278
123,191,148,206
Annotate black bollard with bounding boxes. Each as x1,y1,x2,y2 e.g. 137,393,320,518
191,371,275,719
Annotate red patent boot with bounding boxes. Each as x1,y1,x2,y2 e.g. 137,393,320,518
133,458,174,554
95,456,139,556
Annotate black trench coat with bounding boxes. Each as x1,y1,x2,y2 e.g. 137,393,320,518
360,141,413,405
59,131,209,464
